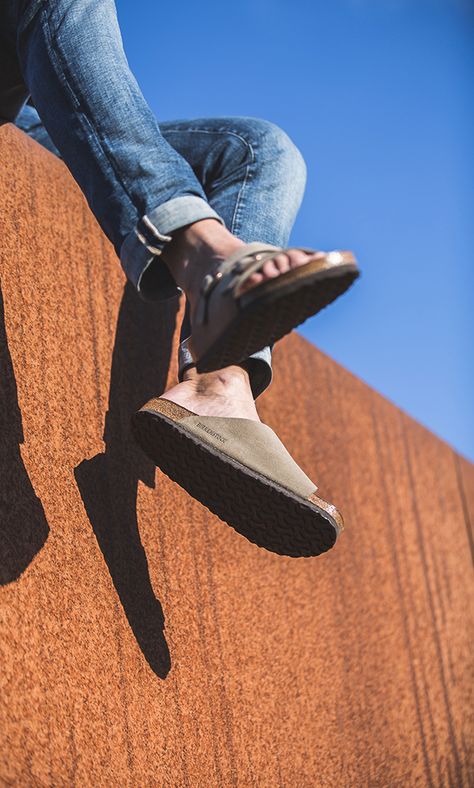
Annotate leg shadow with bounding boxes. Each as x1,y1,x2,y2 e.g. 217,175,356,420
74,283,179,679
0,285,50,584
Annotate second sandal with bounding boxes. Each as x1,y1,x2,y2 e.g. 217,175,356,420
132,397,344,558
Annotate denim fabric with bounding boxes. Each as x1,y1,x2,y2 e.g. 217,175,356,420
3,0,307,398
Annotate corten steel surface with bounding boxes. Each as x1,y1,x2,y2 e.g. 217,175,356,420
0,124,473,786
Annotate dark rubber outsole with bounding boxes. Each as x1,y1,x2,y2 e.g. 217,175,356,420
195,264,359,374
131,409,340,558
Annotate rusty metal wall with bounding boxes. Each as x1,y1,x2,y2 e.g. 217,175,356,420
1,124,473,786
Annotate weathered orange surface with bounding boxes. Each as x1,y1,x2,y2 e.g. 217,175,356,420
1,123,473,786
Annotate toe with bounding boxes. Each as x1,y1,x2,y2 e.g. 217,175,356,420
239,248,323,294
272,253,291,275
287,249,319,269
261,259,281,279
244,271,265,290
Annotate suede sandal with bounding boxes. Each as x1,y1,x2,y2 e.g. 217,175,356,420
131,397,344,558
190,242,359,373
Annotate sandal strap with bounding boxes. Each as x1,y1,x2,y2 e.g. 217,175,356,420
200,243,281,295
198,242,319,323
197,242,280,324
230,246,319,298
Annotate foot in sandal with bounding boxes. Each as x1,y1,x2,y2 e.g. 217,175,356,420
132,364,343,558
162,218,359,373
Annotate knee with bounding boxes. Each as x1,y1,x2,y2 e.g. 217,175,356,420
243,117,307,191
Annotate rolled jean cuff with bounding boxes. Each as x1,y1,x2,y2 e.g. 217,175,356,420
178,339,273,400
120,195,226,302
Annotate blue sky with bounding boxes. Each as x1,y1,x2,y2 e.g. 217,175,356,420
117,0,473,460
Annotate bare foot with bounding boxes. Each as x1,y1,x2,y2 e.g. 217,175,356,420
161,219,322,318
161,364,260,422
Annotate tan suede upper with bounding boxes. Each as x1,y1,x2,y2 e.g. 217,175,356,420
178,413,317,499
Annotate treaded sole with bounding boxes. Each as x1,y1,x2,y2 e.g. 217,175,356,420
195,264,359,374
131,409,339,558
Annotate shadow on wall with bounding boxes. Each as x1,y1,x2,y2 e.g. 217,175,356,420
0,272,176,678
0,285,50,584
74,282,179,680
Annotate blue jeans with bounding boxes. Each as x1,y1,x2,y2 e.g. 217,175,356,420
2,0,307,397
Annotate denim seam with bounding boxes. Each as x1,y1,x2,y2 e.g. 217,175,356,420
162,127,256,233
230,157,253,236
163,126,256,153
39,5,142,225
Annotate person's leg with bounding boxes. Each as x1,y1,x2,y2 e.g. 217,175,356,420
16,0,312,304
157,116,307,401
14,0,313,403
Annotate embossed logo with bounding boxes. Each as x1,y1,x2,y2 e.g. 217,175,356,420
196,422,227,443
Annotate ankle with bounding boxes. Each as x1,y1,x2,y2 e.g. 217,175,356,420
162,364,259,420
163,219,244,297
174,218,230,250
183,365,253,397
